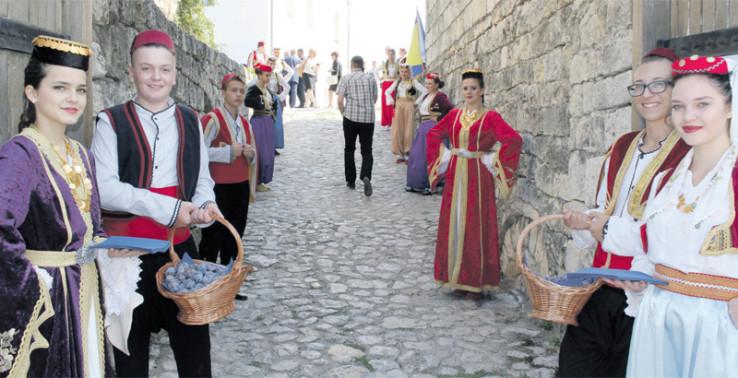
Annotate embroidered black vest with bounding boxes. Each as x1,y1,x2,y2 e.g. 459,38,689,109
99,101,200,203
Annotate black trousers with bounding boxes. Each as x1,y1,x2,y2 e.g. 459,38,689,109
343,117,374,184
113,237,211,378
557,286,634,378
288,81,298,108
199,180,250,265
297,77,306,107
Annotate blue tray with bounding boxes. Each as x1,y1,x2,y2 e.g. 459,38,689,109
90,236,170,254
567,267,668,286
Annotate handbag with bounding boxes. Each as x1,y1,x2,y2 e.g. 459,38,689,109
327,74,338,85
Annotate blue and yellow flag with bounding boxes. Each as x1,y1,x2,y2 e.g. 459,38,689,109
407,11,426,77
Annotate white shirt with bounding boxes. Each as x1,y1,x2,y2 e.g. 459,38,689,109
91,99,216,228
202,107,247,164
604,148,738,316
572,133,667,250
303,58,317,76
418,92,436,115
384,79,426,105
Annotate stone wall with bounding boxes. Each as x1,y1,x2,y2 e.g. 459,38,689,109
425,0,634,281
91,0,241,116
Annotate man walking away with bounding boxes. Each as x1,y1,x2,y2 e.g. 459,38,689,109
336,56,378,197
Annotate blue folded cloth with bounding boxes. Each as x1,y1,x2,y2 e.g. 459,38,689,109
89,236,170,254
567,267,668,285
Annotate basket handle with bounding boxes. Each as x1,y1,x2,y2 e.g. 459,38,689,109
515,214,565,272
167,213,245,266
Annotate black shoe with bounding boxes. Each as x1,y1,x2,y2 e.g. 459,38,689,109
362,177,372,196
235,293,248,301
347,182,356,189
275,150,281,156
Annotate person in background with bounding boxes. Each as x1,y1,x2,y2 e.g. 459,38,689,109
199,74,257,293
258,56,292,155
336,56,378,197
301,48,319,108
327,51,343,109
406,72,453,193
245,63,278,192
296,48,306,108
247,41,267,69
397,47,408,65
284,49,300,108
380,49,400,127
386,65,426,163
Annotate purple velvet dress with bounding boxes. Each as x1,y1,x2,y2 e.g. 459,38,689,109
0,133,107,377
244,84,276,185
406,91,454,191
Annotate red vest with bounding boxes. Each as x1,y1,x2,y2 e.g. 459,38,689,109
202,107,253,184
592,131,690,269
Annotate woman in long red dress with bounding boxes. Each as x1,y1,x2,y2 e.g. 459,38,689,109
426,69,523,298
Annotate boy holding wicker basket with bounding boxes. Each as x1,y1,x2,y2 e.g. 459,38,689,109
91,29,221,377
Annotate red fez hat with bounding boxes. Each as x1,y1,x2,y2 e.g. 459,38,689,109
255,63,273,73
221,73,241,88
257,41,265,47
426,72,439,80
644,47,678,62
131,29,175,52
672,54,728,77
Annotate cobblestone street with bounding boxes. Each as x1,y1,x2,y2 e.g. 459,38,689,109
151,109,561,377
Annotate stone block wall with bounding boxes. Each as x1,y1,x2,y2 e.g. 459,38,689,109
425,0,634,281
91,0,241,116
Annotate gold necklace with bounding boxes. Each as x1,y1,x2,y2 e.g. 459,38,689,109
674,159,725,215
460,107,483,128
50,137,93,213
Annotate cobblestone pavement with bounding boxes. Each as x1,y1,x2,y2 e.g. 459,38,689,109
151,108,562,377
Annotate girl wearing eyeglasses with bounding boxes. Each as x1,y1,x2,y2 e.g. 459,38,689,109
556,48,691,377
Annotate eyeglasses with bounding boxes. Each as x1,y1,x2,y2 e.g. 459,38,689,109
627,80,672,97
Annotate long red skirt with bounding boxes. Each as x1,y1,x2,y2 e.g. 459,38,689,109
380,80,395,127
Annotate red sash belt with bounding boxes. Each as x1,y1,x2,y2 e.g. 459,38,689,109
103,186,190,244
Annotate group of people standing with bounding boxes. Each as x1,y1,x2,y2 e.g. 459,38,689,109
556,47,738,377
3,23,736,378
336,51,524,302
0,29,290,377
248,41,344,110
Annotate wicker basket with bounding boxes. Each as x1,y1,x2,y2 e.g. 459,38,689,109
515,214,603,326
156,214,253,325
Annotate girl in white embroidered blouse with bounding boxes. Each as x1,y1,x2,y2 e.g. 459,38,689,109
590,55,738,377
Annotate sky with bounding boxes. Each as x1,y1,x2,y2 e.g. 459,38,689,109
205,0,426,66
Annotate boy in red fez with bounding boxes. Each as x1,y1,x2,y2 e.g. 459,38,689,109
199,73,256,292
247,41,267,69
91,28,218,377
556,47,690,377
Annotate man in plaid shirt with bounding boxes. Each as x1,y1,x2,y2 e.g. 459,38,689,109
337,55,378,196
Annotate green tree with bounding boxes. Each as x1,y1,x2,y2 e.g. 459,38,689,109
177,0,217,47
